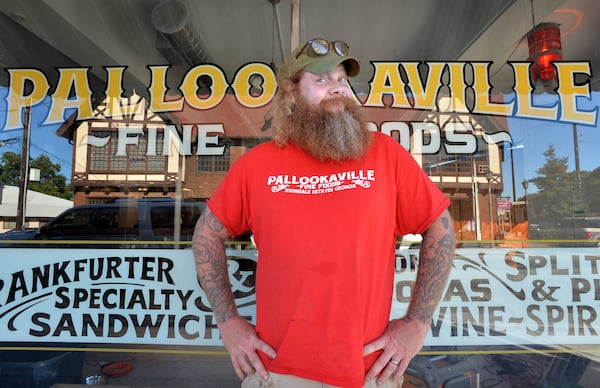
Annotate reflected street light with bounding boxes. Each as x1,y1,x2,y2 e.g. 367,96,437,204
508,143,524,202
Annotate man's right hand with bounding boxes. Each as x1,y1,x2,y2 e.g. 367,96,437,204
219,315,277,381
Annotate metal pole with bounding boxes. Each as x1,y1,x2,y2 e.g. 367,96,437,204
472,156,481,240
573,123,583,210
16,106,31,231
290,0,300,50
510,146,516,202
174,154,183,248
488,176,494,246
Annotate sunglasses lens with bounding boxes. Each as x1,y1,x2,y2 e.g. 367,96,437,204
333,41,349,56
309,39,330,55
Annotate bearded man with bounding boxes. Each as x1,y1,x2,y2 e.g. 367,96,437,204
193,38,455,388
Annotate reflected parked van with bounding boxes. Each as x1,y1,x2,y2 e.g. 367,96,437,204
558,217,600,247
0,198,206,248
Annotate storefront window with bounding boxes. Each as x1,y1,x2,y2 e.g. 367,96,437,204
198,139,232,172
0,1,598,386
89,130,166,172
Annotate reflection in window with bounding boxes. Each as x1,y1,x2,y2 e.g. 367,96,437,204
89,129,165,172
423,137,490,176
197,140,231,172
150,204,204,240
3,220,16,230
44,206,139,238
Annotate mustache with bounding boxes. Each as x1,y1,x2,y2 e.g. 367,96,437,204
318,96,358,111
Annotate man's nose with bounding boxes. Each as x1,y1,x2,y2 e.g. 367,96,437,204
330,82,348,96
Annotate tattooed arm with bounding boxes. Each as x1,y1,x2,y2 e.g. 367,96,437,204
192,208,235,323
192,208,276,380
407,208,455,324
363,209,455,384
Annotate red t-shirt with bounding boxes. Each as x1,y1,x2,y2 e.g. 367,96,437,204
209,132,449,387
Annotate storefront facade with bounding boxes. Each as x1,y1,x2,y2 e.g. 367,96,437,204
0,1,599,386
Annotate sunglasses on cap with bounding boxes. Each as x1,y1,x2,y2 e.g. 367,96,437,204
295,38,350,59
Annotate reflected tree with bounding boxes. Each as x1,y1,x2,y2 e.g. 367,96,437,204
583,166,600,215
527,145,588,223
0,151,72,200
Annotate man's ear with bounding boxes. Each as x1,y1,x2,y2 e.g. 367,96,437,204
281,79,296,96
281,79,298,104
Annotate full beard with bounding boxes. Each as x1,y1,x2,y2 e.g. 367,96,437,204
285,95,373,162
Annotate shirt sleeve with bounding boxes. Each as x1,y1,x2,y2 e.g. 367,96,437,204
207,154,251,237
394,146,450,235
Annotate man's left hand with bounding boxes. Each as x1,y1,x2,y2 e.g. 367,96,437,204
363,317,429,384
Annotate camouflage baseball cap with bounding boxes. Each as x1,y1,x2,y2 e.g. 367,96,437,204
280,38,360,78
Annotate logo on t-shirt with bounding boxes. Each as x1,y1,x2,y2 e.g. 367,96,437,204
267,169,375,195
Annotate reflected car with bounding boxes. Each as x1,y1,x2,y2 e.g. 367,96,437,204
558,217,600,247
0,228,39,241
0,198,206,248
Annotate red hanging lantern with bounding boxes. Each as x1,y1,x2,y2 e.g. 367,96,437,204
527,23,562,84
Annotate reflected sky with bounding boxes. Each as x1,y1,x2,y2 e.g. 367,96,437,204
0,88,71,179
503,91,600,199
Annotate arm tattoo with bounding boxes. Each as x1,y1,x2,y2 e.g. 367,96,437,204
192,210,236,325
407,211,456,324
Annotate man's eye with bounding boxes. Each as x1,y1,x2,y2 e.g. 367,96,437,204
316,78,327,83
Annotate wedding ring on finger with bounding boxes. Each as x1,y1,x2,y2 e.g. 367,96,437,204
390,358,400,367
